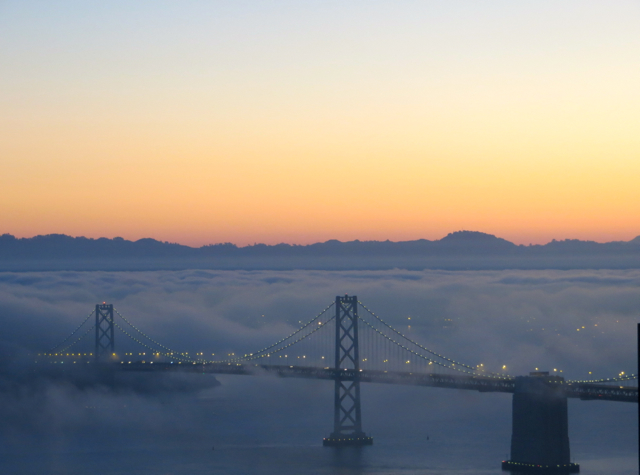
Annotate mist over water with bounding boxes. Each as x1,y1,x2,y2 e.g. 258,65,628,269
0,269,637,474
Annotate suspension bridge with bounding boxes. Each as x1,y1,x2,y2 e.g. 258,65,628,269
36,296,638,474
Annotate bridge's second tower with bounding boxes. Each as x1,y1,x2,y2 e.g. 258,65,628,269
323,295,373,447
95,303,114,362
502,372,579,473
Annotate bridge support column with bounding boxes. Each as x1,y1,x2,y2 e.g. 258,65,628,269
502,373,579,473
323,295,373,447
95,303,115,362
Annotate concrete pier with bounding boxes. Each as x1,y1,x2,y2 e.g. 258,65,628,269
502,372,579,473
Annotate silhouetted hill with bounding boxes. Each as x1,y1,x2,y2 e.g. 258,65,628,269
0,233,195,259
436,231,516,251
440,230,510,243
1,232,639,271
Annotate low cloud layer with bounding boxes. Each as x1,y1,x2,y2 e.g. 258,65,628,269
2,268,638,377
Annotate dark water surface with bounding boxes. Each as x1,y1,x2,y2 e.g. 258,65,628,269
1,375,636,475
2,441,636,475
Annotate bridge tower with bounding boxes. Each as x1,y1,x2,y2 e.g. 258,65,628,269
94,303,115,362
323,295,373,446
502,372,579,473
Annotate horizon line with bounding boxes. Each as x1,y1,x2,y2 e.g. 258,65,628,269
3,230,639,249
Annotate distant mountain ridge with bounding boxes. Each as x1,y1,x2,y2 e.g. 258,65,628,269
1,230,639,271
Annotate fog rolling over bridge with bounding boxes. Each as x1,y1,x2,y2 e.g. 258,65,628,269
34,296,637,473
1,267,639,474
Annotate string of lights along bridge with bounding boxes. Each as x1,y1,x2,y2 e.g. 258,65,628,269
39,296,637,474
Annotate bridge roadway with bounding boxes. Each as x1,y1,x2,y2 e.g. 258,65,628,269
115,361,638,403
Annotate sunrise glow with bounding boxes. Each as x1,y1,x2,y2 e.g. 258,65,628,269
2,1,639,246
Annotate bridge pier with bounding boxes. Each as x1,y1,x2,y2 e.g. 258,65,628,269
502,372,579,473
323,295,373,447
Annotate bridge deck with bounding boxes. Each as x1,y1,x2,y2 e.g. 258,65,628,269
115,362,637,403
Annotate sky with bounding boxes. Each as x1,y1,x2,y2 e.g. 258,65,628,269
1,1,639,247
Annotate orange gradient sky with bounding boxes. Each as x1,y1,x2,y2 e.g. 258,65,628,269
1,1,639,247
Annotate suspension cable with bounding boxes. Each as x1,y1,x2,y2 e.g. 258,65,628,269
48,309,95,352
358,317,509,378
113,321,200,364
54,324,96,354
223,302,334,363
113,307,196,360
234,316,336,363
358,301,505,376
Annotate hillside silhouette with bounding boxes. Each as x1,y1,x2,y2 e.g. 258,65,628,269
1,231,639,271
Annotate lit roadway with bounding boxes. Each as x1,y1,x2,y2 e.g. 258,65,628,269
115,362,638,403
